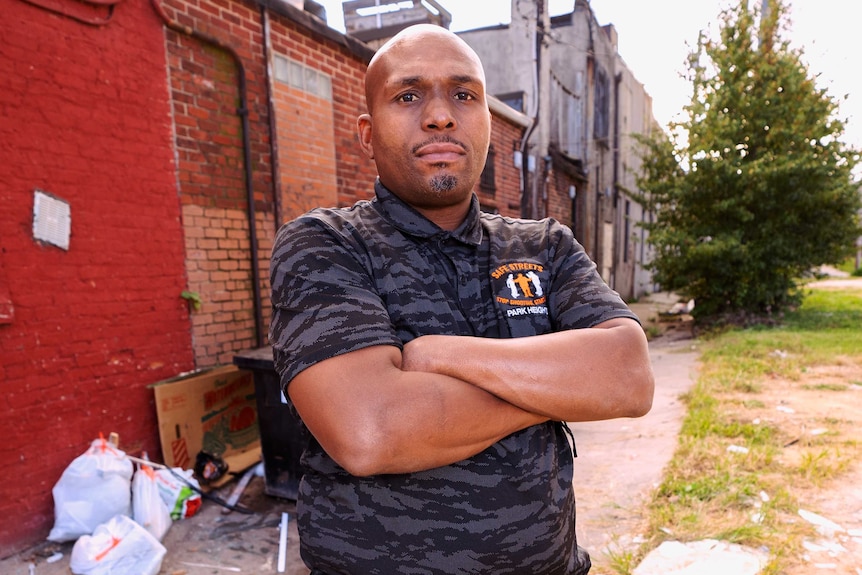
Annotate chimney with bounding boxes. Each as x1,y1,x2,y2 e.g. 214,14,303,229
343,0,453,49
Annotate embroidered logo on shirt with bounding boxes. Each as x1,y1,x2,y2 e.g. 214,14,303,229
491,262,549,318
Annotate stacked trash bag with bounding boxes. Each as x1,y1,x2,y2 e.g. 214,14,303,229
47,435,202,575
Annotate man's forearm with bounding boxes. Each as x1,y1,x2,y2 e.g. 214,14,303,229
287,345,548,476
401,318,654,422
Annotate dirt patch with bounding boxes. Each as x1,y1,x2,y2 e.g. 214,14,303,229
721,357,862,573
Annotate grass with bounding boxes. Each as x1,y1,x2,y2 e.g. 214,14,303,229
603,544,638,574
605,286,862,575
836,256,862,276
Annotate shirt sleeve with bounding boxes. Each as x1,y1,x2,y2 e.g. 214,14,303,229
546,220,640,330
269,213,401,391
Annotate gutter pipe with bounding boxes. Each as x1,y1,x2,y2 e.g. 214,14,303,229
519,0,543,219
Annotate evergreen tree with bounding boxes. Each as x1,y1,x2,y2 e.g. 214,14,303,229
636,0,861,321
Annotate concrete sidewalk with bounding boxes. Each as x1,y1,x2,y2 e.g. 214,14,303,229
572,292,700,564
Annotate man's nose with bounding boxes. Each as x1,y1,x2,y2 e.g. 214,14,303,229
423,96,456,130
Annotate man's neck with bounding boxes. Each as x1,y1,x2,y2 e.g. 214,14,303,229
413,201,471,231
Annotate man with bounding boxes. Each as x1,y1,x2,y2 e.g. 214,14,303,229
270,24,654,575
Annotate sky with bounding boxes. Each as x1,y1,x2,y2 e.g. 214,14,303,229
315,0,862,154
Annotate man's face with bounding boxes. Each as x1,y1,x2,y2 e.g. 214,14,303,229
358,28,492,213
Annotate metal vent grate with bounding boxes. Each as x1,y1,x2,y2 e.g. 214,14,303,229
33,190,71,250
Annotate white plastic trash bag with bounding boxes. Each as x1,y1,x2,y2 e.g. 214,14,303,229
132,464,173,541
154,467,202,520
70,514,166,575
48,437,134,542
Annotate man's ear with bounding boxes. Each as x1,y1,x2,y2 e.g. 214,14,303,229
357,114,374,159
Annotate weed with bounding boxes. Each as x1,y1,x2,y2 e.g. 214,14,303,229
643,324,663,341
796,448,850,485
801,383,847,391
602,543,638,575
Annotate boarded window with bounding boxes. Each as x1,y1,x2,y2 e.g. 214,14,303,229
480,144,496,193
594,66,610,142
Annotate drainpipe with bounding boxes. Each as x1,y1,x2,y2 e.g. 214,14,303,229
519,0,548,220
583,0,597,260
519,20,539,219
261,6,283,230
612,71,621,291
151,0,265,348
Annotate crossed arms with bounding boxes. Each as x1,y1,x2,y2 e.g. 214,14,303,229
287,317,654,477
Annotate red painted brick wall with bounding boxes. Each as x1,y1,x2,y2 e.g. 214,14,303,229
0,0,193,554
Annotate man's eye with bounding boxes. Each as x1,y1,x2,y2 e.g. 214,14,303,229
398,93,418,102
455,92,475,101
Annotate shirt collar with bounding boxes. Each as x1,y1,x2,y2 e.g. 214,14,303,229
373,180,484,246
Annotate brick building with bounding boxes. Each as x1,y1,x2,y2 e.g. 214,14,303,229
0,0,530,554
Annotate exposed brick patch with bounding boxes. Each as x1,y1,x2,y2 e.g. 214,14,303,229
182,204,268,366
271,53,339,219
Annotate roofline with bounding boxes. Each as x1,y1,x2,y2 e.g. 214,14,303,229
488,96,531,128
255,0,377,63
256,0,530,131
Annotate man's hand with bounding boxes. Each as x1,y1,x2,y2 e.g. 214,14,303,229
402,318,654,422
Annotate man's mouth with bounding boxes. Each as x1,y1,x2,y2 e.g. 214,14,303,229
414,139,467,163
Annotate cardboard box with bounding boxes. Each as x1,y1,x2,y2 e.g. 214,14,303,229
151,365,261,482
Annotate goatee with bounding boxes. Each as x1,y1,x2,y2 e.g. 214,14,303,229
430,175,457,193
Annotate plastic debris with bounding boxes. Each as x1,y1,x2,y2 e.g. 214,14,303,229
277,512,289,573
798,509,845,537
632,539,768,575
70,515,166,575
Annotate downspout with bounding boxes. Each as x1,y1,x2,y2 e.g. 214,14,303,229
612,74,621,196
533,0,546,220
584,5,600,261
519,0,542,219
612,71,622,291
151,0,265,348
261,7,283,230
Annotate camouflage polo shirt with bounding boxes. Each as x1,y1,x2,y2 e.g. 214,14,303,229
269,181,637,575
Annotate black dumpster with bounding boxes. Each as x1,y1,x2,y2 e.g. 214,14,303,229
233,346,306,501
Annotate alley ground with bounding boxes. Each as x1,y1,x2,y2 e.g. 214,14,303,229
1,291,700,575
572,294,699,559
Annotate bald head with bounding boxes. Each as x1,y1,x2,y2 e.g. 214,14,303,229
364,24,487,114
355,23,491,227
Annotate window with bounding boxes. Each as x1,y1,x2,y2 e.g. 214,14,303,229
594,66,610,141
624,200,631,263
496,91,525,113
480,144,496,193
273,55,332,101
